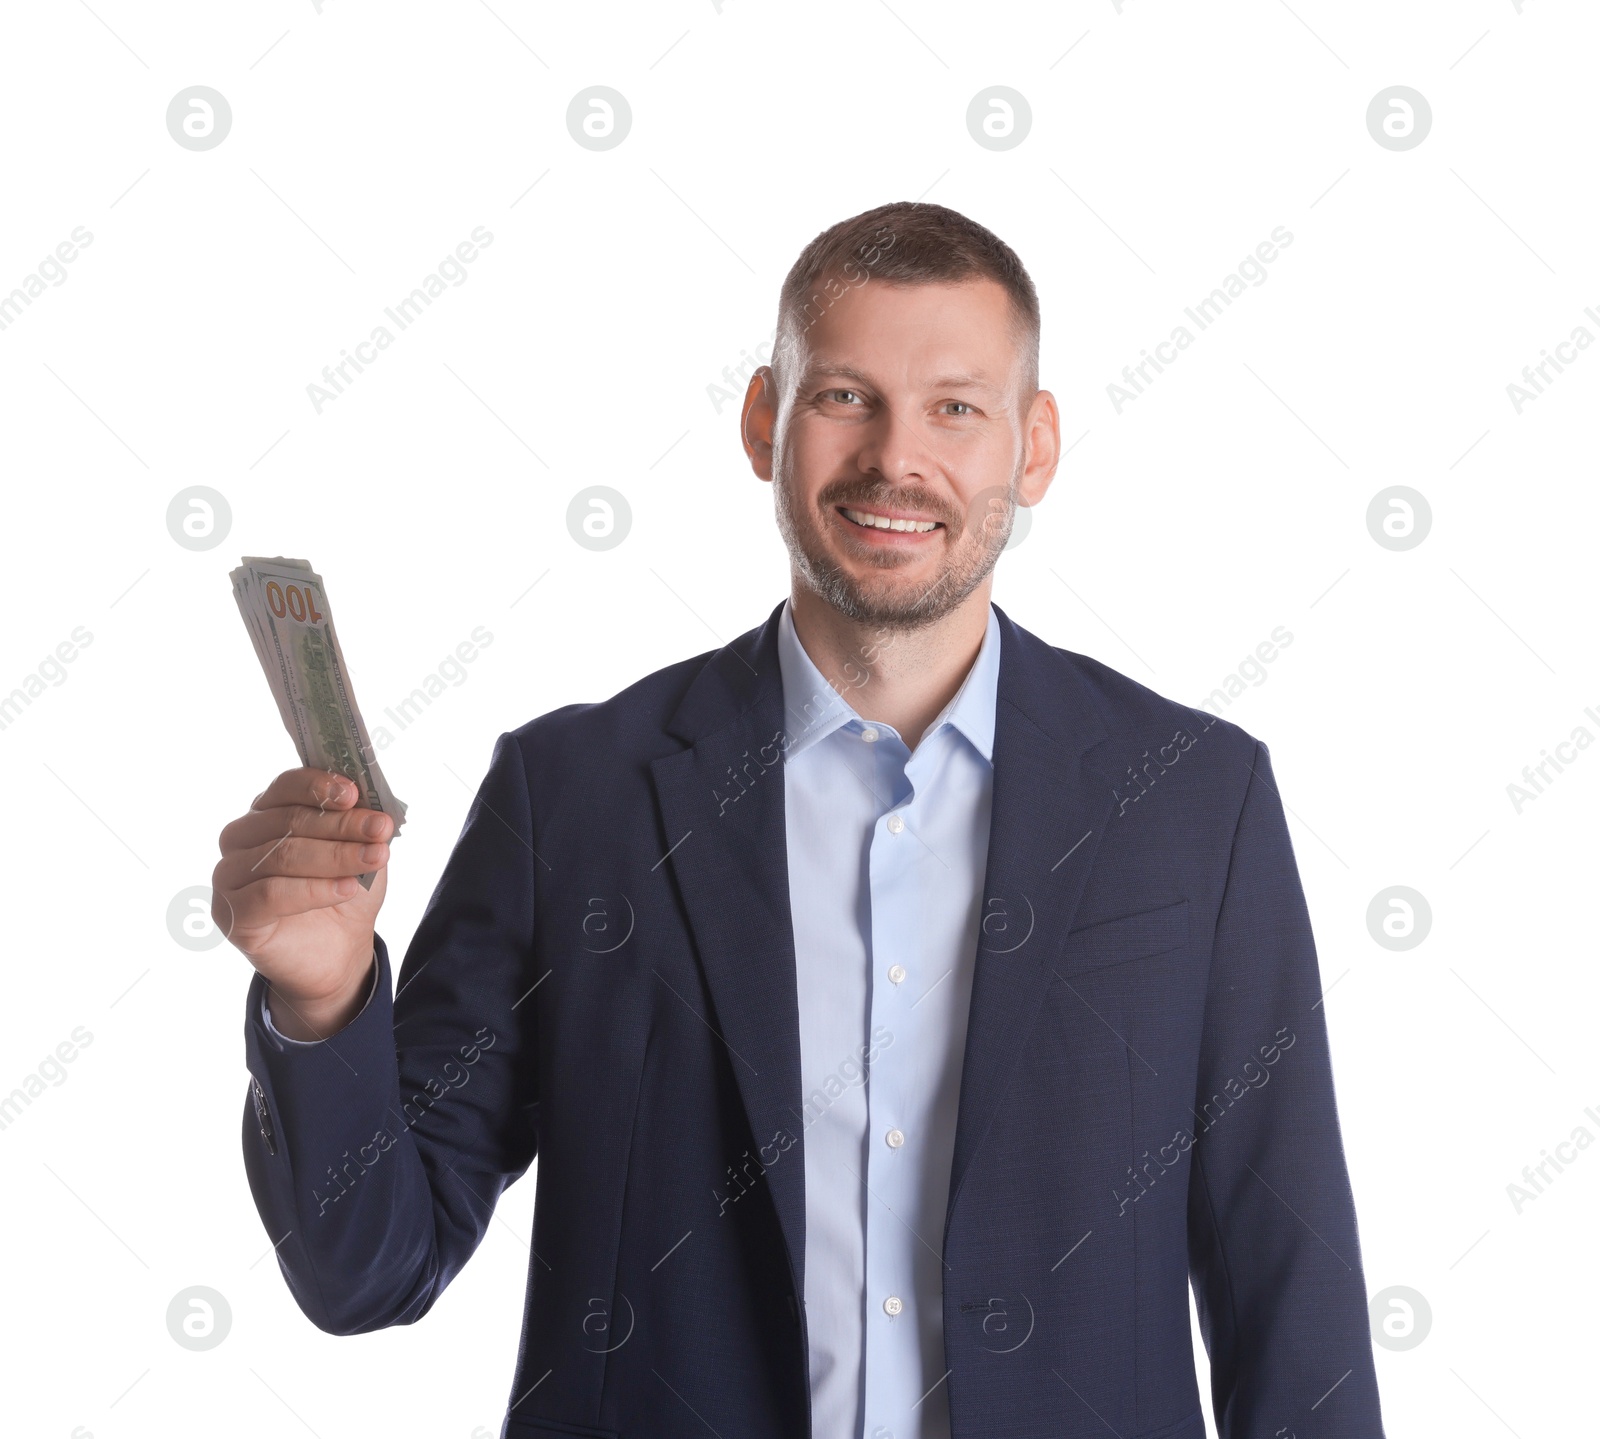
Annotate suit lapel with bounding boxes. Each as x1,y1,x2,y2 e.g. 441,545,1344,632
649,603,811,1294
944,604,1118,1229
648,599,1123,1292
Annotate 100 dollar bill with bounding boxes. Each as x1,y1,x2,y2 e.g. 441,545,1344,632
230,557,405,888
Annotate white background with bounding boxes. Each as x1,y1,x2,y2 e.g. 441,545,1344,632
1,1,1595,1435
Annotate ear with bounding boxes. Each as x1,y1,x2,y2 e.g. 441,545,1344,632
742,367,777,482
1017,388,1061,507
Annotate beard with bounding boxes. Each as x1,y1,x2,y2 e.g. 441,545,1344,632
772,458,1019,632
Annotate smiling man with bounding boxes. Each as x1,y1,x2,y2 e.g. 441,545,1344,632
220,202,1386,1439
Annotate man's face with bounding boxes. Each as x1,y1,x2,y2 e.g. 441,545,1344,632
743,276,1058,630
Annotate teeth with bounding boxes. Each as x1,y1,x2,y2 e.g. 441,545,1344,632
842,507,939,533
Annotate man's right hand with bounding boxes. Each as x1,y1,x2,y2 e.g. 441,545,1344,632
213,767,393,1042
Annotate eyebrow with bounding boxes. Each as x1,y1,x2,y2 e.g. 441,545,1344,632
798,362,1000,392
926,372,996,390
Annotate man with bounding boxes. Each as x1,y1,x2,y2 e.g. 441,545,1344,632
217,202,1386,1439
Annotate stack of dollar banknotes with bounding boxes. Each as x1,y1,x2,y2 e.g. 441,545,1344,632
230,556,406,889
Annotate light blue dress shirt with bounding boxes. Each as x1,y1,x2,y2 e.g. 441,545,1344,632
266,598,1003,1439
778,598,1000,1439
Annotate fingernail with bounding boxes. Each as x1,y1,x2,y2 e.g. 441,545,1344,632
335,876,359,896
361,843,385,863
363,813,387,838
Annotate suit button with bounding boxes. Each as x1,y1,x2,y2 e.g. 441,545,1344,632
251,1076,277,1156
883,1295,904,1316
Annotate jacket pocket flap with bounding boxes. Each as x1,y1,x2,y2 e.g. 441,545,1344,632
1058,899,1189,976
505,1416,619,1439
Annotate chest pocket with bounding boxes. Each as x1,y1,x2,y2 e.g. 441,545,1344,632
1057,898,1189,977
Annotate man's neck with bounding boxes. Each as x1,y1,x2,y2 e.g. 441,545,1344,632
788,581,993,750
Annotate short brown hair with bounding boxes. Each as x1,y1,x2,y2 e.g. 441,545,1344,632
774,200,1041,399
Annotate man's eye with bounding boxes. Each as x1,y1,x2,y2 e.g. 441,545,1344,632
825,389,862,405
943,401,974,416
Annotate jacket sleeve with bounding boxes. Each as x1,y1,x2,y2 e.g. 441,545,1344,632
240,731,540,1335
1186,739,1386,1437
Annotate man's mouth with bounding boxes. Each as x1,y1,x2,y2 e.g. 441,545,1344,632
837,505,943,535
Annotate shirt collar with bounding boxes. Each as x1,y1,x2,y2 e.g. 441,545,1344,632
776,597,1001,763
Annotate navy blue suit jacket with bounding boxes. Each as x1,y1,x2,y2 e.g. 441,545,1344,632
242,600,1386,1439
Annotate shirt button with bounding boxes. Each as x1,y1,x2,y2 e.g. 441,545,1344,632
886,814,905,834
887,964,906,984
885,1127,905,1148
883,1295,904,1316
861,726,879,743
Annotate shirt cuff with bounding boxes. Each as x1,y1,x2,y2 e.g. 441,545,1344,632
259,949,381,1046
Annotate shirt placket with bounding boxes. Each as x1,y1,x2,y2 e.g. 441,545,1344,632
862,731,924,1439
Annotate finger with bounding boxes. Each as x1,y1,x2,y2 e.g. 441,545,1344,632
221,801,392,855
224,873,369,928
251,768,362,814
216,831,389,891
